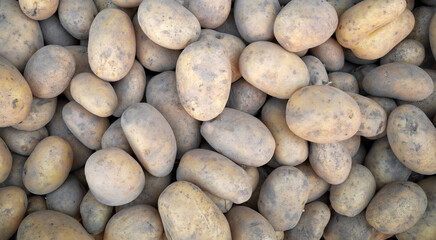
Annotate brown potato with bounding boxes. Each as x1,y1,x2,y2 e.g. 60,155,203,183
274,0,338,53
158,181,231,239
366,181,428,234
12,97,57,131
430,12,436,59
302,55,329,86
241,167,269,210
227,79,267,115
121,103,177,177
286,85,361,143
0,186,27,240
329,72,359,93
46,176,85,218
226,206,276,240
26,196,47,215
101,119,132,154
112,0,141,7
17,210,93,240
339,61,357,73
380,39,425,65
40,15,79,46
19,0,58,20
0,127,48,156
351,64,377,91
239,41,310,99
85,148,145,206
327,0,359,16
310,38,345,71
204,191,233,213
187,0,231,29
58,0,97,39
339,135,361,156
296,162,330,203
0,138,12,183
23,136,73,195
80,191,113,235
214,9,242,38
65,45,92,77
0,153,26,191
409,6,434,48
352,144,367,164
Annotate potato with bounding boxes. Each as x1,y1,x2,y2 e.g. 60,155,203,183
112,0,141,7
258,166,309,231
0,137,12,183
105,205,163,240
0,127,48,156
409,6,434,48
0,186,27,240
65,45,92,77
0,153,26,191
12,97,57,132
302,55,329,86
351,64,377,89
19,0,58,20
133,15,180,73
387,104,436,174
234,0,280,42
286,85,361,143
62,101,109,150
310,38,344,71
204,191,233,213
58,0,97,39
215,9,242,39
364,137,411,189
339,135,360,157
137,0,200,50
40,15,79,46
0,0,44,71
26,196,47,215
309,142,352,185
327,0,359,16
80,191,113,235
274,0,338,52
363,63,433,101
0,57,33,127
227,79,267,115
186,0,231,29
329,72,359,93
366,181,428,234
339,61,357,73
201,108,275,167
239,41,310,99
296,162,330,203
380,39,425,65
146,71,201,158
352,144,367,164
368,96,397,117
121,103,176,177
242,167,268,210
17,210,93,240
46,175,85,218
261,98,308,166
176,40,231,121
430,10,436,59
226,206,276,240
158,181,231,239
241,166,259,192
101,119,131,154
421,0,436,6
286,201,330,240
177,149,252,204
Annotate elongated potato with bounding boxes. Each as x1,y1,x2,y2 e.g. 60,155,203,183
80,191,113,235
187,0,231,29
176,40,231,121
101,119,131,154
12,97,57,132
46,176,85,218
380,39,425,65
0,138,12,183
329,72,359,93
158,181,231,240
19,0,58,20
58,0,97,39
0,186,27,240
0,127,48,156
302,55,329,86
226,206,276,240
286,201,330,240
239,41,310,99
310,38,344,71
227,79,267,115
296,162,330,203
40,15,79,46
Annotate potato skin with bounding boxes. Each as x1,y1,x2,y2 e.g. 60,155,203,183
286,201,330,240
121,103,177,177
302,55,329,86
40,15,79,46
286,85,361,143
158,181,232,240
0,186,27,240
101,119,132,154
0,127,48,156
258,166,309,231
0,153,26,191
226,206,276,240
204,191,233,213
310,38,345,71
0,137,12,183
26,196,47,215
430,13,436,60
227,79,267,115
380,39,425,66
366,181,428,234
80,191,113,235
296,162,330,203
187,0,231,29
328,72,359,93
274,0,338,52
19,0,58,20
410,6,434,48
46,176,85,218
12,97,57,132
58,0,97,39
112,0,142,7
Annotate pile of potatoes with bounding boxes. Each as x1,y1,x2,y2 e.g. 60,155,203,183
1,0,436,239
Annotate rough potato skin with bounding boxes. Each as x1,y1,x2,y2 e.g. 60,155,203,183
12,97,57,132
26,196,47,215
0,127,48,156
380,39,425,65
187,0,231,29
101,119,132,154
112,0,142,7
226,206,276,240
302,55,329,86
327,0,359,16
328,72,359,93
296,162,330,202
227,79,267,115
286,201,330,240
40,15,79,46
409,6,434,48
0,138,12,183
58,0,97,39
310,38,345,71
0,186,27,240
19,0,58,20
80,191,113,235
204,191,233,213
46,176,85,218
366,181,428,234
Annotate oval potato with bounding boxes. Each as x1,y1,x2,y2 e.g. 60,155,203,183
296,162,330,203
310,38,345,71
19,0,58,20
187,0,231,29
0,127,48,156
101,118,132,154
286,201,330,240
26,196,47,215
0,138,12,183
46,176,85,218
58,0,97,39
12,97,57,132
227,79,267,115
302,55,329,86
0,186,28,240
226,206,276,240
40,15,79,46
380,39,425,66
80,191,113,235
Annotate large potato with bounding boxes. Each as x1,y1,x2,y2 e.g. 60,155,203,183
23,136,73,195
258,166,309,231
0,137,12,183
158,181,231,239
286,85,361,143
227,79,267,115
310,38,344,71
274,0,338,52
0,127,48,156
296,162,330,203
138,0,200,50
366,181,428,234
46,176,85,218
101,119,132,154
12,97,57,132
177,149,252,204
201,108,275,167
286,201,330,240
88,8,135,82
80,191,113,235
0,186,27,240
226,206,276,240
58,0,97,39
187,0,231,29
85,148,145,206
380,39,425,65
121,103,176,177
40,15,78,46
261,98,308,166
387,105,436,174
19,0,58,20
302,55,329,86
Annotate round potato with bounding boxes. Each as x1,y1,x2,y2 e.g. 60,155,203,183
26,196,47,215
329,72,359,93
80,191,113,235
112,0,141,7
227,78,267,115
101,119,132,154
40,15,79,46
46,176,85,218
310,38,345,71
286,85,361,143
302,55,329,86
187,0,231,29
158,181,232,239
0,186,27,240
12,97,57,131
58,0,97,39
380,39,425,65
137,0,200,50
0,127,48,156
0,137,12,183
0,153,26,191
226,206,276,240
204,191,233,213
286,201,330,240
296,162,330,203
366,181,428,234
19,0,58,20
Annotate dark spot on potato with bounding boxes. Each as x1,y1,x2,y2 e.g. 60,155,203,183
12,99,18,109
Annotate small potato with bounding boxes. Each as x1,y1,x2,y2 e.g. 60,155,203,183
65,45,92,77
177,149,252,204
286,201,331,240
296,162,330,203
239,41,310,99
339,61,357,73
17,210,93,240
24,45,76,98
0,138,12,183
286,85,361,143
261,98,308,166
352,144,367,164
187,0,231,29
158,181,231,239
347,51,378,66
368,97,397,116
201,108,275,167
101,119,132,154
138,0,200,50
105,205,163,240
226,206,276,240
80,191,113,235
241,167,269,210
227,79,267,115
85,148,145,206
409,6,434,48
121,103,177,177
258,166,309,231
363,63,433,101
387,104,436,175
430,12,436,59
327,0,359,16
26,196,47,215
0,153,26,190
329,72,359,93
380,39,425,65
215,9,242,38
0,127,48,156
339,135,360,157
40,15,79,46
58,0,97,39
309,142,352,185
19,0,58,20
204,191,233,213
274,0,338,53
12,97,57,132
23,136,73,195
0,186,28,240
302,55,329,86
310,38,345,71
234,0,280,42
112,0,141,7
46,176,85,218
366,181,428,234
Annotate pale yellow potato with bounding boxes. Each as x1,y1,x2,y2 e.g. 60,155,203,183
296,162,330,203
310,38,344,71
65,45,93,77
0,154,28,194
187,0,231,29
286,201,330,240
226,206,276,240
19,0,58,20
214,9,242,39
80,191,113,235
0,127,48,156
0,138,12,183
0,186,28,240
241,166,260,192
58,0,97,39
12,97,57,132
